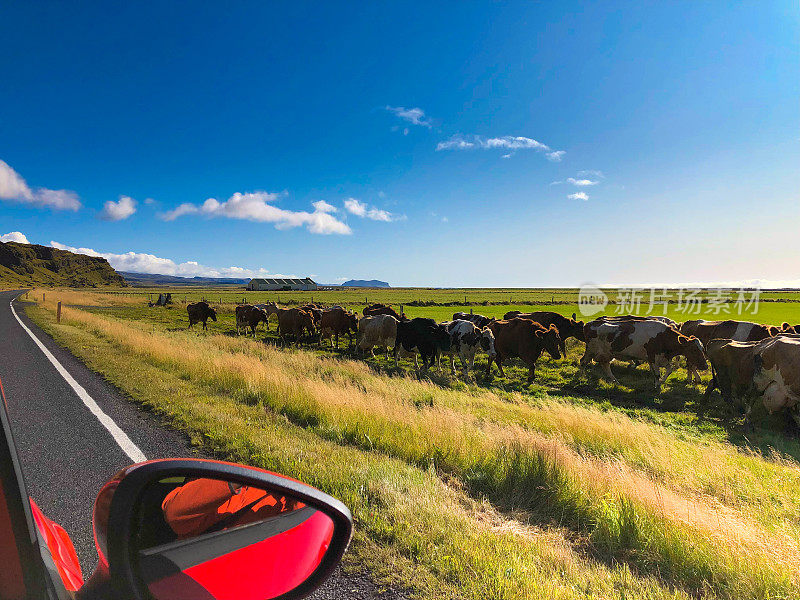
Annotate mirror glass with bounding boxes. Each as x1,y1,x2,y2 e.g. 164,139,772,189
131,476,334,600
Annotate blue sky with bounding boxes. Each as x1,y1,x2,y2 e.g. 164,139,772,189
1,2,798,286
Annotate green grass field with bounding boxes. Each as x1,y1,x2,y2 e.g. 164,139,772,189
20,286,800,600
32,284,800,324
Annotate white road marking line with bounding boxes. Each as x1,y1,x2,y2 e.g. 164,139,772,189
9,296,147,463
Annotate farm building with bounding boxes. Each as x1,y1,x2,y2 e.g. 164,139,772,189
247,277,318,291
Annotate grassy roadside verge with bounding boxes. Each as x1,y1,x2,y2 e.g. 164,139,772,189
25,298,800,599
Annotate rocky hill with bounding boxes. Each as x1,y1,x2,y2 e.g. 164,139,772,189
0,241,126,288
342,279,390,288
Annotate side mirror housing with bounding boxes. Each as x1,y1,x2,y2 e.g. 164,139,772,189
91,459,352,600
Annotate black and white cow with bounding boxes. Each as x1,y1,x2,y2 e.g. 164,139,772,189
394,318,451,371
440,320,496,377
452,312,494,328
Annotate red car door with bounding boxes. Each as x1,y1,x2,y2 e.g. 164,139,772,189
0,376,71,600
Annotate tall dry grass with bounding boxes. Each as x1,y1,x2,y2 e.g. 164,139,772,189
27,302,695,600
31,297,800,598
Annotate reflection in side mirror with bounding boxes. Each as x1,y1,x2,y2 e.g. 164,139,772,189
135,477,334,600
104,459,352,600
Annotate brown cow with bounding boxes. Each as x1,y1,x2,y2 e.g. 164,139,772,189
704,335,800,425
300,304,323,328
504,311,585,356
680,319,775,346
582,318,707,389
319,307,359,348
680,319,776,383
187,302,217,331
486,318,562,383
276,308,315,345
235,304,269,336
254,302,280,331
363,303,404,320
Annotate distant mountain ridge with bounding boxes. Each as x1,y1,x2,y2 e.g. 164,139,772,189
0,241,126,287
342,279,390,288
120,272,249,286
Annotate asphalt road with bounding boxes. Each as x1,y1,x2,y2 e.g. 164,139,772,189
0,289,404,599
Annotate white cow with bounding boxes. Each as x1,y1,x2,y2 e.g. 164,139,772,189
357,314,398,357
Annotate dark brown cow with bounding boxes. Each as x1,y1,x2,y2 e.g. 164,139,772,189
486,318,562,383
703,338,760,410
581,318,707,389
187,301,217,330
235,304,269,336
319,307,359,348
363,303,404,320
505,311,585,356
276,308,315,345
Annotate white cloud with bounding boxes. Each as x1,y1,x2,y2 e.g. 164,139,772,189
311,200,338,213
343,198,394,222
436,138,475,150
566,177,599,187
144,197,156,205
385,106,432,128
0,231,29,243
553,173,604,186
160,202,199,220
99,195,137,221
436,136,564,161
49,240,284,278
0,160,81,211
0,160,32,200
568,192,589,201
160,191,352,235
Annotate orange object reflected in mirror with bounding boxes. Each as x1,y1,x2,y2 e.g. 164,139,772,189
132,476,334,600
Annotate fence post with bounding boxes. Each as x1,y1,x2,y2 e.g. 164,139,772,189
57,301,61,323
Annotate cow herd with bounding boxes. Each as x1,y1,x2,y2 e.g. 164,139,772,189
186,300,800,425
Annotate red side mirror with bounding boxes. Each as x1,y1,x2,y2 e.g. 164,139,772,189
88,459,352,600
